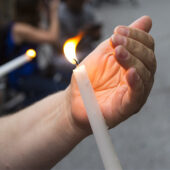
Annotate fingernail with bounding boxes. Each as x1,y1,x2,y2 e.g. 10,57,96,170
116,46,129,60
116,26,129,36
134,72,140,81
112,34,127,47
128,68,140,87
132,68,140,81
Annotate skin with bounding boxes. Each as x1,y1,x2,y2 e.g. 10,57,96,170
0,16,156,169
13,0,60,44
71,16,156,131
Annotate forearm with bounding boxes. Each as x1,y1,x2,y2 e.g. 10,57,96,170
0,87,86,170
49,8,59,42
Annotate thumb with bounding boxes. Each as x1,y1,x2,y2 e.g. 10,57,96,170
129,16,152,33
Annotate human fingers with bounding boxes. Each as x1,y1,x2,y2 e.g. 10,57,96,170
129,16,152,33
123,67,145,114
111,34,156,74
114,26,154,50
114,45,152,85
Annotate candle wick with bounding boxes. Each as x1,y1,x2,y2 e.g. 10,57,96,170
73,59,79,66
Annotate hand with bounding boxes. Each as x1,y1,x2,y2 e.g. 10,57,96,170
70,16,156,132
49,0,60,12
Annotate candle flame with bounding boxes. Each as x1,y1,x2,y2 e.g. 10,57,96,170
26,49,36,60
63,32,83,65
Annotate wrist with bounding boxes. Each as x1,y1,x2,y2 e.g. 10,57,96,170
64,86,89,139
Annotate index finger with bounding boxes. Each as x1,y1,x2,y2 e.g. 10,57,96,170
114,26,155,50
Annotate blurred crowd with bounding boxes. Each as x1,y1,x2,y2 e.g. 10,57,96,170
0,0,103,113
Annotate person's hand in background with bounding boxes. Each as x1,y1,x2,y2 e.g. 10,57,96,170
70,16,156,132
49,0,60,12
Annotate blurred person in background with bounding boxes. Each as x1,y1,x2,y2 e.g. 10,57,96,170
58,0,102,50
52,0,102,88
0,0,61,110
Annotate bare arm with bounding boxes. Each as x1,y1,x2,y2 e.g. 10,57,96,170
0,16,156,170
13,0,60,44
0,87,86,170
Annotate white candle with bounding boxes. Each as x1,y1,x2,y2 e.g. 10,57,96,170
63,34,122,170
0,49,36,78
73,65,122,170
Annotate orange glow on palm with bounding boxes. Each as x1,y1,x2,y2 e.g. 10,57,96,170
63,32,83,65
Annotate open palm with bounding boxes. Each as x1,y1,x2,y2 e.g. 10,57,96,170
70,16,156,130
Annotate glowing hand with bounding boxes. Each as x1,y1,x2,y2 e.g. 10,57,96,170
70,16,156,132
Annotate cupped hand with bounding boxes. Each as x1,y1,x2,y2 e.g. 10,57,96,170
70,16,156,131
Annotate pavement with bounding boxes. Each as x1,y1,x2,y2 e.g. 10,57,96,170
53,0,170,169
